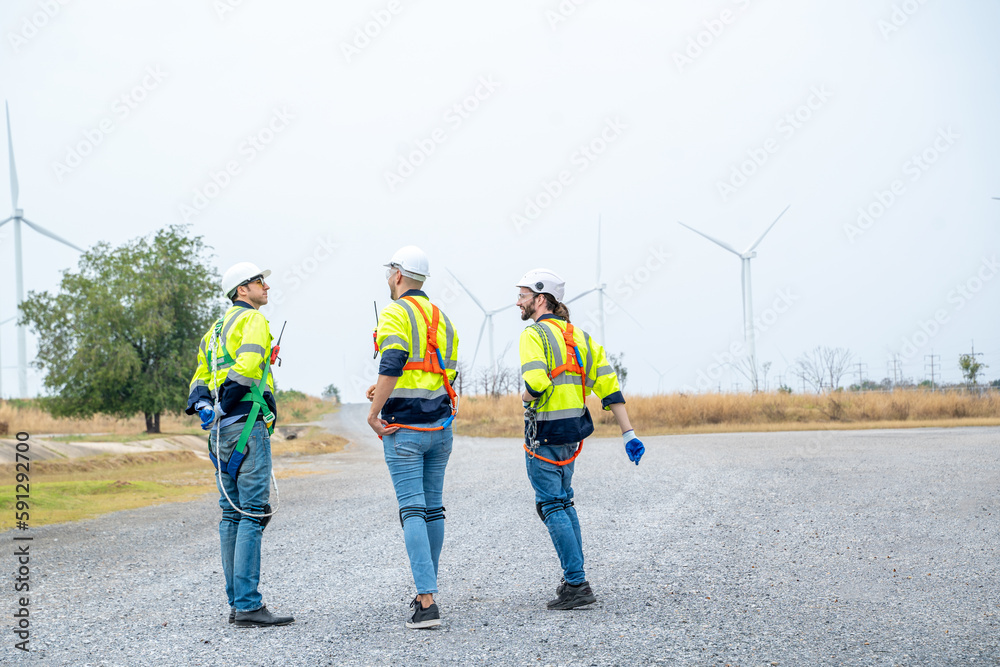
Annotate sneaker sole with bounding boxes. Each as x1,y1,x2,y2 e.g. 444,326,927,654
547,595,597,610
405,618,442,629
233,620,295,628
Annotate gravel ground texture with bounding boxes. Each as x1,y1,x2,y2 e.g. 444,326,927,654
4,405,998,666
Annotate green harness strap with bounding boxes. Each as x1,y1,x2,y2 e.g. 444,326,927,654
234,356,275,456
212,314,276,458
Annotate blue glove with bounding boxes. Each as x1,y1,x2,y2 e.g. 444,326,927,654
622,429,644,465
198,407,215,430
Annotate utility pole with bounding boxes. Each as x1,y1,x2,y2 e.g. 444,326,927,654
732,381,741,394
854,361,868,389
887,355,901,388
924,351,940,391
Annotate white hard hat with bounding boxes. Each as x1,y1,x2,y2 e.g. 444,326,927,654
221,262,271,299
385,245,430,281
516,268,565,302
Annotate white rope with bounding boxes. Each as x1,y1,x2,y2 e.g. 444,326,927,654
210,323,278,519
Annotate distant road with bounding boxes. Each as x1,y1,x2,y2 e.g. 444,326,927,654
4,408,997,665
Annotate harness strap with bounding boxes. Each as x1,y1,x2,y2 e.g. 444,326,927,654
524,441,584,466
235,356,274,456
383,297,458,436
524,319,588,466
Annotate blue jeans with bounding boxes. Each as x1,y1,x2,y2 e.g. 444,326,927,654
212,420,271,612
526,444,585,585
382,419,452,594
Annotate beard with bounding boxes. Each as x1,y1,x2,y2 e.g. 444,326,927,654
520,300,536,322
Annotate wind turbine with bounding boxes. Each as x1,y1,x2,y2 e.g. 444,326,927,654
447,269,515,376
566,215,643,344
677,204,790,392
646,360,676,394
1,102,85,398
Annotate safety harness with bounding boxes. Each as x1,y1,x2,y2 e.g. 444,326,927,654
377,296,458,437
524,319,587,466
208,312,278,522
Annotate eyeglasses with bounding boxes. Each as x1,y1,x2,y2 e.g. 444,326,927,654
385,264,400,280
240,275,265,289
516,292,537,302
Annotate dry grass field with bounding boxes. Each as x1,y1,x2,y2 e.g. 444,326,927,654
0,392,335,437
454,390,1000,438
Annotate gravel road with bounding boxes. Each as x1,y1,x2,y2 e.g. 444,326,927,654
4,406,998,666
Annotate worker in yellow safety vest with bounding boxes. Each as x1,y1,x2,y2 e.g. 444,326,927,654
186,262,294,628
516,268,645,610
367,245,460,630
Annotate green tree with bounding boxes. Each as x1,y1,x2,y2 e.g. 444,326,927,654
20,226,221,433
608,352,628,391
958,353,988,388
322,384,341,402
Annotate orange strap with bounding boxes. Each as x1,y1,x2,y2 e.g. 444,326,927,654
541,320,587,405
383,296,457,435
522,320,588,465
524,441,583,466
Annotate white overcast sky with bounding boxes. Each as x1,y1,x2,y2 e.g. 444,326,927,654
2,0,998,401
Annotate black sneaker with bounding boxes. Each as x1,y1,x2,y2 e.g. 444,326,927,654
228,606,235,624
405,596,441,629
234,605,295,628
546,581,596,610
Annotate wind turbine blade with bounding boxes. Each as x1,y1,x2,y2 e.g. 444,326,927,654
565,288,598,305
489,302,517,315
0,216,13,227
21,218,85,252
6,101,18,212
603,292,644,329
677,221,741,256
470,318,487,370
446,268,488,314
747,204,790,253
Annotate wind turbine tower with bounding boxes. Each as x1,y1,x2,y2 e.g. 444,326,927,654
677,204,790,392
1,102,85,397
566,215,643,344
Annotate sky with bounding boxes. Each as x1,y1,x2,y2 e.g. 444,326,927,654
1,0,998,401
